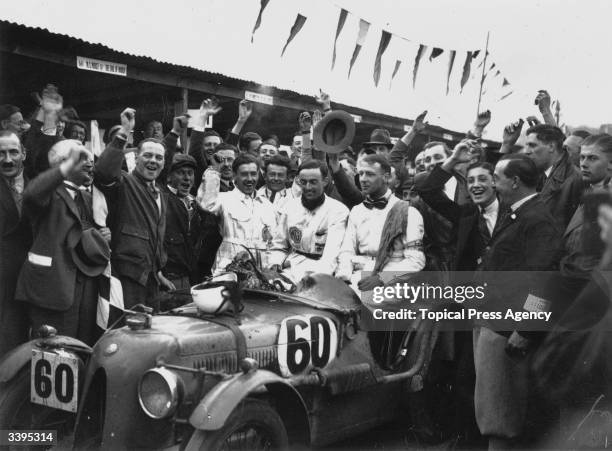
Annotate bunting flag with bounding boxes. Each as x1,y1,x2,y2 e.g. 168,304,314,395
348,19,370,78
502,77,510,87
281,14,307,57
494,70,501,77
389,59,402,88
373,31,392,86
429,47,443,61
412,44,427,88
446,50,456,95
460,51,473,92
251,0,270,43
472,50,481,59
331,9,348,70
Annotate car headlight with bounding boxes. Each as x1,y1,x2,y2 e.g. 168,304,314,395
138,367,183,419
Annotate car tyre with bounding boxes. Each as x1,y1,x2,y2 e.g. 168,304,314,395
184,398,289,451
0,367,74,450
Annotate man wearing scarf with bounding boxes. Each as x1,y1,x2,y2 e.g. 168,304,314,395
337,154,425,292
271,160,348,283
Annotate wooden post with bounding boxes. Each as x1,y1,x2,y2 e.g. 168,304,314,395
174,87,189,153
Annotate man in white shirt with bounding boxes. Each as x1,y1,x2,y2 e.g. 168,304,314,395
257,154,298,218
418,140,500,271
337,154,425,292
271,160,349,282
197,153,278,273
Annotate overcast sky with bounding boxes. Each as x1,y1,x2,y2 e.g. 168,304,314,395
4,0,611,139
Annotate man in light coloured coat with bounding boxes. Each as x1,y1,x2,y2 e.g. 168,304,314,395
197,153,278,272
272,160,348,282
337,155,425,292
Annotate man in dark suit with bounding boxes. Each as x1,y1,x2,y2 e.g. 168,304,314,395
94,108,173,310
523,124,584,228
0,131,31,357
418,140,500,271
474,154,561,448
15,139,109,345
417,141,500,445
162,154,203,289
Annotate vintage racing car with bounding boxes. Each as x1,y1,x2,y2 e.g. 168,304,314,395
0,267,442,450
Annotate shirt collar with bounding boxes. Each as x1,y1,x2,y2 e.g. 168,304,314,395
544,165,553,178
482,197,499,215
510,193,538,212
264,186,286,198
63,180,81,190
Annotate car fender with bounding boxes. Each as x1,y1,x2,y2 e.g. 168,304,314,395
0,336,92,383
189,369,307,431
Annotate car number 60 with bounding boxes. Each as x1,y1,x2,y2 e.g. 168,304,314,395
30,350,78,412
278,315,338,377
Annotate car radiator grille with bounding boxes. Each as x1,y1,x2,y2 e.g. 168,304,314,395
191,347,278,373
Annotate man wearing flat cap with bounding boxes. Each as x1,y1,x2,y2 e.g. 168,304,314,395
16,139,108,345
161,154,204,289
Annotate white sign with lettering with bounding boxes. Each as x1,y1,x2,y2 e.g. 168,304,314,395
77,56,127,77
350,114,362,123
245,91,274,105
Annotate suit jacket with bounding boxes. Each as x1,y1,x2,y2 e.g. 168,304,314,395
0,175,32,323
540,150,585,229
479,196,562,335
162,187,203,283
94,137,167,286
15,168,86,310
418,166,497,271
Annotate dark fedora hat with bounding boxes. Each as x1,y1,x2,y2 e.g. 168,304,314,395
69,228,110,277
364,128,393,148
313,110,355,154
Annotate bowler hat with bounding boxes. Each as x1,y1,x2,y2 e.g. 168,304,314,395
69,228,110,277
170,154,197,173
313,110,355,154
364,128,393,148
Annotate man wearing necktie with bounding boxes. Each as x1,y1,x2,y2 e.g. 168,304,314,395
95,108,173,310
418,140,500,272
337,154,425,291
15,139,109,345
270,159,348,283
0,130,31,357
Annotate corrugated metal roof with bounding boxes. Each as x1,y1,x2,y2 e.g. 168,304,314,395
0,17,496,144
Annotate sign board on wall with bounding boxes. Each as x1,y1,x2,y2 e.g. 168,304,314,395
76,56,127,76
245,91,274,105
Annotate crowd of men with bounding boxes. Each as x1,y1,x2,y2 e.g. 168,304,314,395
1,83,612,449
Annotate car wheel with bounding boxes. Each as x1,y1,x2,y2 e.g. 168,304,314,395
184,399,289,451
0,367,74,451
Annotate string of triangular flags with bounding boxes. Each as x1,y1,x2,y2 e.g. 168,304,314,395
250,1,513,101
